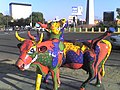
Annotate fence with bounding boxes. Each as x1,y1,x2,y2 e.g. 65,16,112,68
65,27,120,33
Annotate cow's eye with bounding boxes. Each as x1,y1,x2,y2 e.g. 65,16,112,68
30,48,34,53
38,46,47,53
28,48,36,54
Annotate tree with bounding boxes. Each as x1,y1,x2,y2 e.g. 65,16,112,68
25,17,31,25
0,13,4,25
116,8,120,19
0,12,44,27
2,15,13,28
31,12,44,26
17,18,26,26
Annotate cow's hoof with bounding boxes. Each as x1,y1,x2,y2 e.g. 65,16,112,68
95,83,101,87
58,84,60,88
43,80,48,83
80,87,85,90
95,81,101,87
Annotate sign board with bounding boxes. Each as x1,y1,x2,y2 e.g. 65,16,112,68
72,6,78,13
72,6,83,16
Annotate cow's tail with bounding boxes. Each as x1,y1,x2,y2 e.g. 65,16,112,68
100,40,112,77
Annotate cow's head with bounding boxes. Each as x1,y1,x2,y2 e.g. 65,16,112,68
15,31,43,71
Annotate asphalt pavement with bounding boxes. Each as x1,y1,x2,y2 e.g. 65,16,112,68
0,31,119,90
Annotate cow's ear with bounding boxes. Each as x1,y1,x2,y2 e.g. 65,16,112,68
17,43,22,49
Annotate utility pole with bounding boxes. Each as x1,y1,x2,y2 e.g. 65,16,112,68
73,16,76,32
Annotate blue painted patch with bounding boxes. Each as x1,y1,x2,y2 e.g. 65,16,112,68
94,45,100,67
51,41,60,68
83,51,94,62
65,50,83,64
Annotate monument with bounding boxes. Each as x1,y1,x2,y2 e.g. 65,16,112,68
86,0,94,24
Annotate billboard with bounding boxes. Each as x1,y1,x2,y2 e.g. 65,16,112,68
9,3,32,19
103,11,114,21
72,6,83,16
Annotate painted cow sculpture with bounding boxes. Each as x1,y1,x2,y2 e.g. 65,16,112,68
15,19,114,90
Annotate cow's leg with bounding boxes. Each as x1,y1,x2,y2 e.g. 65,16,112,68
95,67,102,87
80,60,95,90
51,68,59,90
95,42,112,87
34,63,49,90
43,69,61,87
57,68,61,87
95,63,106,87
43,72,50,83
80,50,96,90
35,74,42,90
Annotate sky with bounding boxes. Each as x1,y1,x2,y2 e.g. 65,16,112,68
0,0,120,21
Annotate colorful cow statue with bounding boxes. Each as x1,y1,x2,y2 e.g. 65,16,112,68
15,18,115,90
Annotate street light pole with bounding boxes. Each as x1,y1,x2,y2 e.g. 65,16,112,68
6,16,8,29
30,13,32,27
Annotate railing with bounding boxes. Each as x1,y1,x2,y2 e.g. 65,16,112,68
65,27,120,33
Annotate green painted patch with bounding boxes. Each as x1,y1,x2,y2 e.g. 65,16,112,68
37,51,53,68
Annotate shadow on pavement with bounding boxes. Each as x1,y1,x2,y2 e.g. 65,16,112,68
0,59,105,90
0,59,35,90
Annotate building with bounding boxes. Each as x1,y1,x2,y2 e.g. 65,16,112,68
68,15,77,25
103,11,114,22
9,2,32,19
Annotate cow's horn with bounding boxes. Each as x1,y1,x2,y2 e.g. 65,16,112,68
37,22,47,29
15,31,25,42
28,30,40,42
37,33,43,44
27,31,35,40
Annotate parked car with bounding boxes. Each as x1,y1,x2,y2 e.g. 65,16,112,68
36,27,45,31
5,27,13,31
110,34,120,48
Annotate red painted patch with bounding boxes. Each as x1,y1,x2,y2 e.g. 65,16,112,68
33,62,49,75
16,59,24,70
19,40,33,65
80,87,85,90
37,40,54,51
58,53,63,66
63,63,83,69
20,40,33,52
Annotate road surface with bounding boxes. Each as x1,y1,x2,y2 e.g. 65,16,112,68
0,31,119,90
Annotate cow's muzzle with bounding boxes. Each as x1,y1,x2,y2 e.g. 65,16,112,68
16,59,25,71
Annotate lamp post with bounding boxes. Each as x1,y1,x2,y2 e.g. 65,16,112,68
6,16,8,30
30,13,32,27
